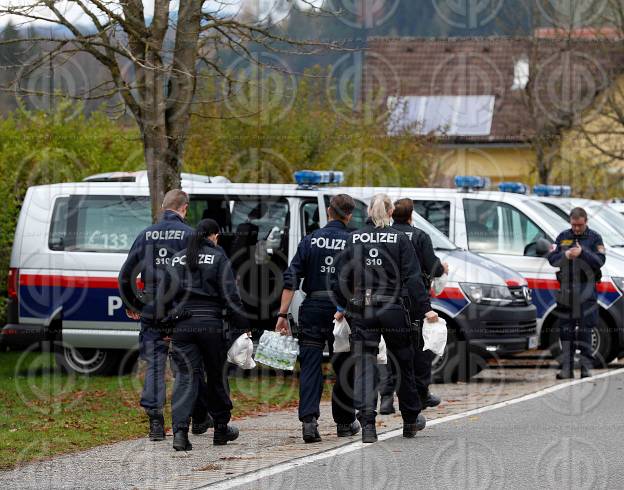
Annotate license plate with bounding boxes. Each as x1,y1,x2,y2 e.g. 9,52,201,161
528,336,538,349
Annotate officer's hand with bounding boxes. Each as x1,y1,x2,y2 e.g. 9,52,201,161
275,317,290,336
334,310,345,322
125,309,140,321
442,262,449,274
567,243,582,259
425,310,439,323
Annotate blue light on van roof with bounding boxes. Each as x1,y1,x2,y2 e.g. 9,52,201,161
294,170,344,186
533,184,572,197
454,175,489,190
498,182,528,194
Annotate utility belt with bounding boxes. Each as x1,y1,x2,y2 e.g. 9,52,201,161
349,290,403,308
308,290,336,300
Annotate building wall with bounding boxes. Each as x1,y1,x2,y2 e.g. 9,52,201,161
428,146,536,187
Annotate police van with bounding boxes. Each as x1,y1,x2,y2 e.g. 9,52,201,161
532,191,624,260
390,177,624,366
4,170,535,379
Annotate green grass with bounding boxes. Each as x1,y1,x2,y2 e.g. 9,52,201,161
0,351,330,470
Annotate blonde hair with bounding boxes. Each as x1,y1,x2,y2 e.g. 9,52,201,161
368,194,393,228
162,189,189,211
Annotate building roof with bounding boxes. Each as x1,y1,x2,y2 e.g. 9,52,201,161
364,36,624,144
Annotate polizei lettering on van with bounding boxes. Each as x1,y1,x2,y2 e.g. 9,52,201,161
311,237,346,250
352,232,398,244
145,230,186,241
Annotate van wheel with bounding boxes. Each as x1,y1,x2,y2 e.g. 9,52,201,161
547,318,614,368
432,329,484,383
55,346,121,376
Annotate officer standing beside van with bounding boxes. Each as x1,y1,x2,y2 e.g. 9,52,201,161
275,194,360,443
167,219,247,451
548,207,606,379
378,198,447,414
333,194,437,443
118,190,212,441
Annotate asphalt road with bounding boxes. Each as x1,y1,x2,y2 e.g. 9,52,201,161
225,370,624,490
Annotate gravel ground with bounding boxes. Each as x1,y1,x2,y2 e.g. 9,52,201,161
2,353,620,489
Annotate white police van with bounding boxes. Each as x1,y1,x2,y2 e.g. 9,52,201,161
391,177,624,366
3,170,535,379
532,190,624,260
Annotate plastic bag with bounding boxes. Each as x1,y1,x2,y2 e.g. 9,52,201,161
432,273,448,296
227,333,256,370
254,330,300,371
377,335,387,364
332,317,351,353
422,317,448,357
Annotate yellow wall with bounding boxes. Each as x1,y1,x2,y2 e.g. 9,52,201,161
428,146,536,186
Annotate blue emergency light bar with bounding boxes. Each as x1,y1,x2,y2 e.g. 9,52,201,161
294,170,344,186
498,182,528,194
454,175,490,190
533,184,572,197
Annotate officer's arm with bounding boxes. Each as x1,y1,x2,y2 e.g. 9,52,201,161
282,236,310,291
547,234,565,267
418,233,444,278
400,235,431,316
581,237,606,270
118,235,145,313
217,254,250,333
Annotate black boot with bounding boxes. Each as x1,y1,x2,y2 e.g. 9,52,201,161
191,412,214,435
173,431,192,451
302,418,322,443
147,411,165,442
361,423,377,444
379,395,396,415
556,369,574,379
580,365,593,378
337,420,360,437
403,413,426,438
213,424,239,446
424,392,441,408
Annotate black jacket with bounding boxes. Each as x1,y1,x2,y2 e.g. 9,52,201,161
392,222,444,288
333,220,430,316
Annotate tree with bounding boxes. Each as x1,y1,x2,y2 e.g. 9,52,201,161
0,0,335,218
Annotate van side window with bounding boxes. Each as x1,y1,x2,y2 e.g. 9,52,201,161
324,196,367,231
301,200,320,236
463,199,547,255
67,196,151,252
49,197,69,250
413,200,451,236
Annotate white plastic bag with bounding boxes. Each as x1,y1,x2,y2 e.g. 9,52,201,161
377,335,388,364
432,273,448,296
254,330,300,371
332,317,351,353
422,317,448,357
227,333,256,369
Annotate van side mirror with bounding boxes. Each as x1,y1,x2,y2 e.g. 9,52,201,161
535,238,552,257
49,236,65,251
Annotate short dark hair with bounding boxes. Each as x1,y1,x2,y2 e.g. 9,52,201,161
392,198,413,224
570,207,588,221
329,194,355,219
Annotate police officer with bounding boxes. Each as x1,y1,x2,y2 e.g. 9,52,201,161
168,218,248,451
333,194,438,443
548,207,606,379
378,198,448,414
118,190,212,441
275,194,360,443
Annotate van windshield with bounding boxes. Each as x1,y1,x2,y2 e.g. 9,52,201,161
587,203,624,247
524,199,569,232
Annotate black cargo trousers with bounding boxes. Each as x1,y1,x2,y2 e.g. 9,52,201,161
170,308,233,433
350,302,422,425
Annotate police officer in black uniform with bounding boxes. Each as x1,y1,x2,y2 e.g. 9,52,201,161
548,207,606,379
275,194,360,443
118,190,211,441
167,218,248,451
333,194,438,443
378,198,448,414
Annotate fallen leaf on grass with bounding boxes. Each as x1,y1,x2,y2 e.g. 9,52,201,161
8,428,17,433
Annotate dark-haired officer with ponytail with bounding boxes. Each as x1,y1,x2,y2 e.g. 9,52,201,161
168,219,248,451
